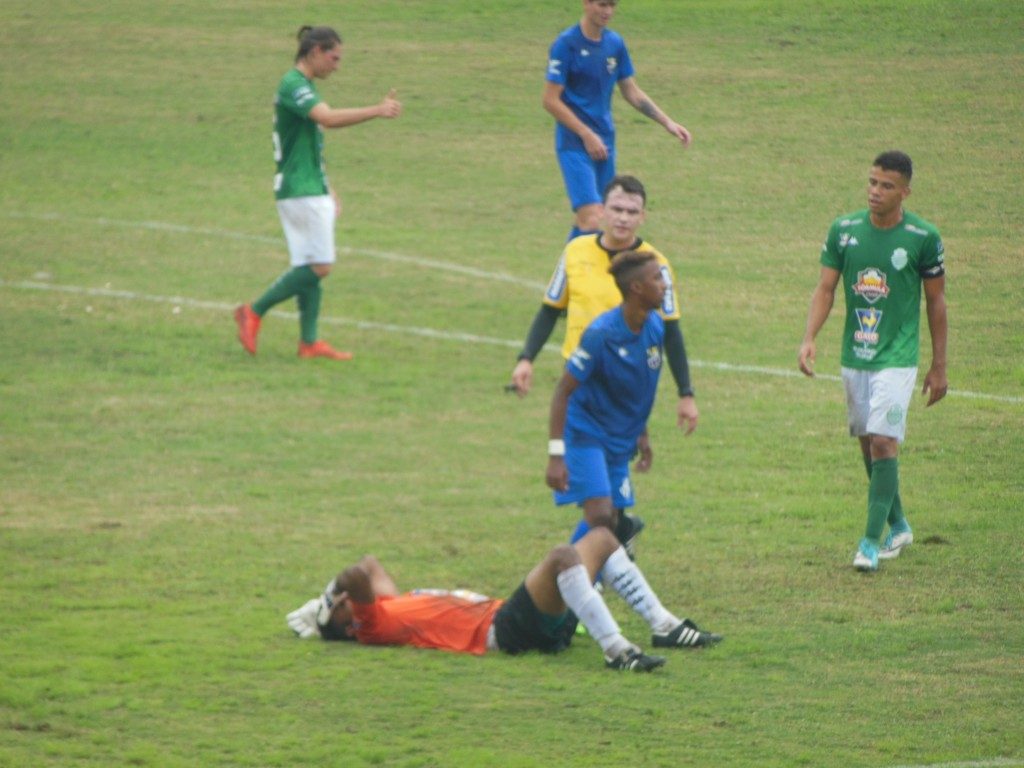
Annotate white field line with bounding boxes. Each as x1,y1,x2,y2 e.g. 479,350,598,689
5,211,546,290
887,759,1024,768
4,278,1023,406
3,211,1022,405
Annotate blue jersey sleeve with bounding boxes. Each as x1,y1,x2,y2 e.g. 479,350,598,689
566,325,603,384
546,35,571,86
617,38,635,81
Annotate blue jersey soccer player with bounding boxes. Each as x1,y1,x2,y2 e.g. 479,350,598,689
545,0,692,240
546,250,680,549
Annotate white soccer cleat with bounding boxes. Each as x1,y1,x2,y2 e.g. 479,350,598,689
286,598,324,639
878,529,914,560
853,538,879,571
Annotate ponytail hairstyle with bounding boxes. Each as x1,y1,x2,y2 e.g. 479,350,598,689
295,25,342,62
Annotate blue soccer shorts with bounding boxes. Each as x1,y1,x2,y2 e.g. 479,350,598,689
554,443,634,508
557,148,617,211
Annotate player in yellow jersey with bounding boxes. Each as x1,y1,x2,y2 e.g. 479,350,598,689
509,176,698,552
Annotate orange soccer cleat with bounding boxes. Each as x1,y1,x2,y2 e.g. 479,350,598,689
234,304,261,355
298,340,353,361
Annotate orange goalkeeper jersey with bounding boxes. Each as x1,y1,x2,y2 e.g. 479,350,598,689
351,589,503,655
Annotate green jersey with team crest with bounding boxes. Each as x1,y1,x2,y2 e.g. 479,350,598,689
273,69,328,200
820,209,945,371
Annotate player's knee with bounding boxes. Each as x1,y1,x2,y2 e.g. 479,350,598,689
584,507,615,530
547,543,582,573
575,204,602,232
869,434,899,459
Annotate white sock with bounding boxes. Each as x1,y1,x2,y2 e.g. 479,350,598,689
556,564,631,657
602,547,679,633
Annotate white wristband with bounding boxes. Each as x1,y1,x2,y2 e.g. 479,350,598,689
548,439,565,457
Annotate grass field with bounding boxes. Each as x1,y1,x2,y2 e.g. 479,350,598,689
2,1,1023,766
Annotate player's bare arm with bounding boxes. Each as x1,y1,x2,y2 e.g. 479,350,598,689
921,274,949,407
617,78,691,147
543,81,608,160
799,266,841,376
546,372,579,491
309,89,401,129
634,430,653,473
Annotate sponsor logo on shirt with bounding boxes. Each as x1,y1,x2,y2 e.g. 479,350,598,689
854,308,882,345
293,86,315,106
853,267,889,304
569,347,591,371
839,233,859,249
646,345,662,370
548,58,563,76
891,248,908,271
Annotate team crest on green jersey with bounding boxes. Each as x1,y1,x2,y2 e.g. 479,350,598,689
891,248,909,270
853,267,889,304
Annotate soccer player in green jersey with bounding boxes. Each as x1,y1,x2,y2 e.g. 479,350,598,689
798,150,948,571
235,25,401,360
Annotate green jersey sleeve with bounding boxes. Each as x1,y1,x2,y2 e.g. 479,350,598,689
820,219,844,271
278,73,321,117
918,230,946,278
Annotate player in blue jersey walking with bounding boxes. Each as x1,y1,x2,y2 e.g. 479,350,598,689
545,252,679,547
545,0,692,241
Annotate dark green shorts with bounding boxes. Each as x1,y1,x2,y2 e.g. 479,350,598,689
492,582,577,655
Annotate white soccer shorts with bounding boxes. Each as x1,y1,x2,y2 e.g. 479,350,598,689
842,366,917,443
276,195,337,267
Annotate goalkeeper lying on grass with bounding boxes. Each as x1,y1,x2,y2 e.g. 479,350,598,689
287,527,721,672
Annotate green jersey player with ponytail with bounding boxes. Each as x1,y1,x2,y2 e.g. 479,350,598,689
235,25,401,360
799,150,948,572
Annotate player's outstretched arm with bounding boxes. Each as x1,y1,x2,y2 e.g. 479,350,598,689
617,78,691,147
308,89,401,129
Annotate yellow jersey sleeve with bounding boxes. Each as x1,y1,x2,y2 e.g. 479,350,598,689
652,249,682,321
542,251,570,310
